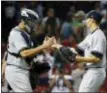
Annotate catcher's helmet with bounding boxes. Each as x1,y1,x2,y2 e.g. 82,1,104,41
21,8,39,34
87,10,102,24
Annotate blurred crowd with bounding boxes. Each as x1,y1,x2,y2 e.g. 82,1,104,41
1,1,107,92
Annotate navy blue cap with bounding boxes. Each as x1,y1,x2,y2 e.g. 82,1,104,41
87,10,103,23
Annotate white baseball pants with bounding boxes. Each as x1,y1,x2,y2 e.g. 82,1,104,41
5,65,32,92
79,68,106,92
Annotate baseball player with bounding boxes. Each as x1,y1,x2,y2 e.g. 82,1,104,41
5,8,55,92
52,10,106,92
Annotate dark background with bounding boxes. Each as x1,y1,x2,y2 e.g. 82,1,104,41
1,1,103,42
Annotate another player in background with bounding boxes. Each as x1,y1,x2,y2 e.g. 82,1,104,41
5,8,55,92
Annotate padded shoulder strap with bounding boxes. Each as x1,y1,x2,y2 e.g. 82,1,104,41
15,28,32,48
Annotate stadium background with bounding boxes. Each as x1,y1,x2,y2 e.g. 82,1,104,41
1,1,107,92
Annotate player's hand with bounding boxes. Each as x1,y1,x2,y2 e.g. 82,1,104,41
51,37,63,49
70,48,78,54
43,36,50,44
42,37,55,49
43,36,57,45
52,43,63,49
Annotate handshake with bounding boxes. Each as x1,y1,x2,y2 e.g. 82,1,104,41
42,36,61,50
42,37,77,63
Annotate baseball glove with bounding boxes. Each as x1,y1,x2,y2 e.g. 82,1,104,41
59,46,77,63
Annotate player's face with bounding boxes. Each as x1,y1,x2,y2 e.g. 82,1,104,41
27,20,38,33
86,18,92,28
29,20,38,29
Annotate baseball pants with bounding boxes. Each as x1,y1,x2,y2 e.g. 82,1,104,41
5,65,33,92
79,68,106,92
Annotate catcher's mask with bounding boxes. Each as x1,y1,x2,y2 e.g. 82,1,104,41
21,8,39,34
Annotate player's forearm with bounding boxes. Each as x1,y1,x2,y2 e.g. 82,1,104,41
52,44,100,63
20,45,46,58
2,60,6,75
76,55,101,63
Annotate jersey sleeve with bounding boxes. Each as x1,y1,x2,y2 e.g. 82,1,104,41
91,36,104,59
10,31,29,53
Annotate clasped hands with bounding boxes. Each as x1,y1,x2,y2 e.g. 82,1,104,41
42,36,62,50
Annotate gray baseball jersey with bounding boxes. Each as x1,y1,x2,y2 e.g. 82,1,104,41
7,26,33,69
77,28,106,69
77,28,106,92
5,26,34,92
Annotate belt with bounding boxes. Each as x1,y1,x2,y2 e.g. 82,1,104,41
7,64,29,70
85,67,102,70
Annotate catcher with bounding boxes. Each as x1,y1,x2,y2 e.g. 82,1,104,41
51,10,106,92
4,8,55,92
